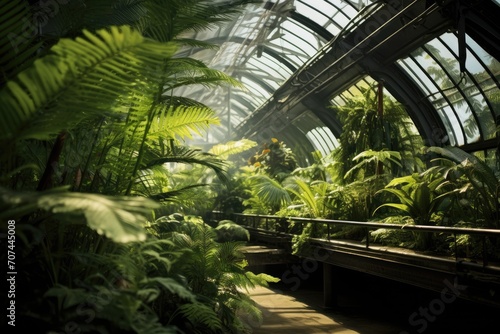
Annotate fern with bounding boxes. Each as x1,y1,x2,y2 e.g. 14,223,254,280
147,104,220,141
0,25,177,142
179,303,222,331
144,145,229,184
208,139,258,159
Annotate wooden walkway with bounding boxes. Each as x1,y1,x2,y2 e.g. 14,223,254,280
243,286,399,334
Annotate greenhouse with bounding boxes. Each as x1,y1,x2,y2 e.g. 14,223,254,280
1,0,499,333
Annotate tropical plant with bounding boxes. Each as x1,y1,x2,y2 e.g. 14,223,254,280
151,214,278,333
0,1,269,332
373,171,455,249
329,84,424,184
426,145,500,229
247,137,298,181
166,139,258,216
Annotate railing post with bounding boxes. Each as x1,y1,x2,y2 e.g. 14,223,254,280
365,227,370,248
483,236,488,266
454,233,458,261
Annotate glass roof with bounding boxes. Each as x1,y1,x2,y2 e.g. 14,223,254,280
178,0,499,162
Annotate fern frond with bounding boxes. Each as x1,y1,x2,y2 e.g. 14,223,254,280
179,302,222,331
245,271,280,287
148,184,210,202
208,139,257,159
148,104,220,141
165,57,244,90
138,0,260,42
144,146,229,184
0,25,177,142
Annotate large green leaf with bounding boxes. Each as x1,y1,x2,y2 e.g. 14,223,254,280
427,146,499,196
142,276,196,302
0,186,159,243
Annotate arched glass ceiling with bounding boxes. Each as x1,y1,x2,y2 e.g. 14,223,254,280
181,0,499,164
398,32,499,147
306,126,339,158
177,0,363,145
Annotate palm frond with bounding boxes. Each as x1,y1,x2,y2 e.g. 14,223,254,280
247,174,291,208
144,146,229,184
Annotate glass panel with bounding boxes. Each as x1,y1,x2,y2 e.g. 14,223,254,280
398,28,499,147
437,106,460,146
246,58,287,82
464,35,499,139
241,77,271,101
279,21,319,56
295,0,359,36
306,127,338,158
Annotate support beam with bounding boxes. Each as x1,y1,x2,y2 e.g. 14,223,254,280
323,262,338,309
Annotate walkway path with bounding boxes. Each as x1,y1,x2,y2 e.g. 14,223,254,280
245,286,400,334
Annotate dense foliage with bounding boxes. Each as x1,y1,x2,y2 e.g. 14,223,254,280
1,1,283,333
225,86,499,259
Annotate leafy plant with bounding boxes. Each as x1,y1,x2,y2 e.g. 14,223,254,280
426,146,500,229
330,84,423,184
153,214,279,333
247,137,298,181
373,172,455,249
0,1,268,333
